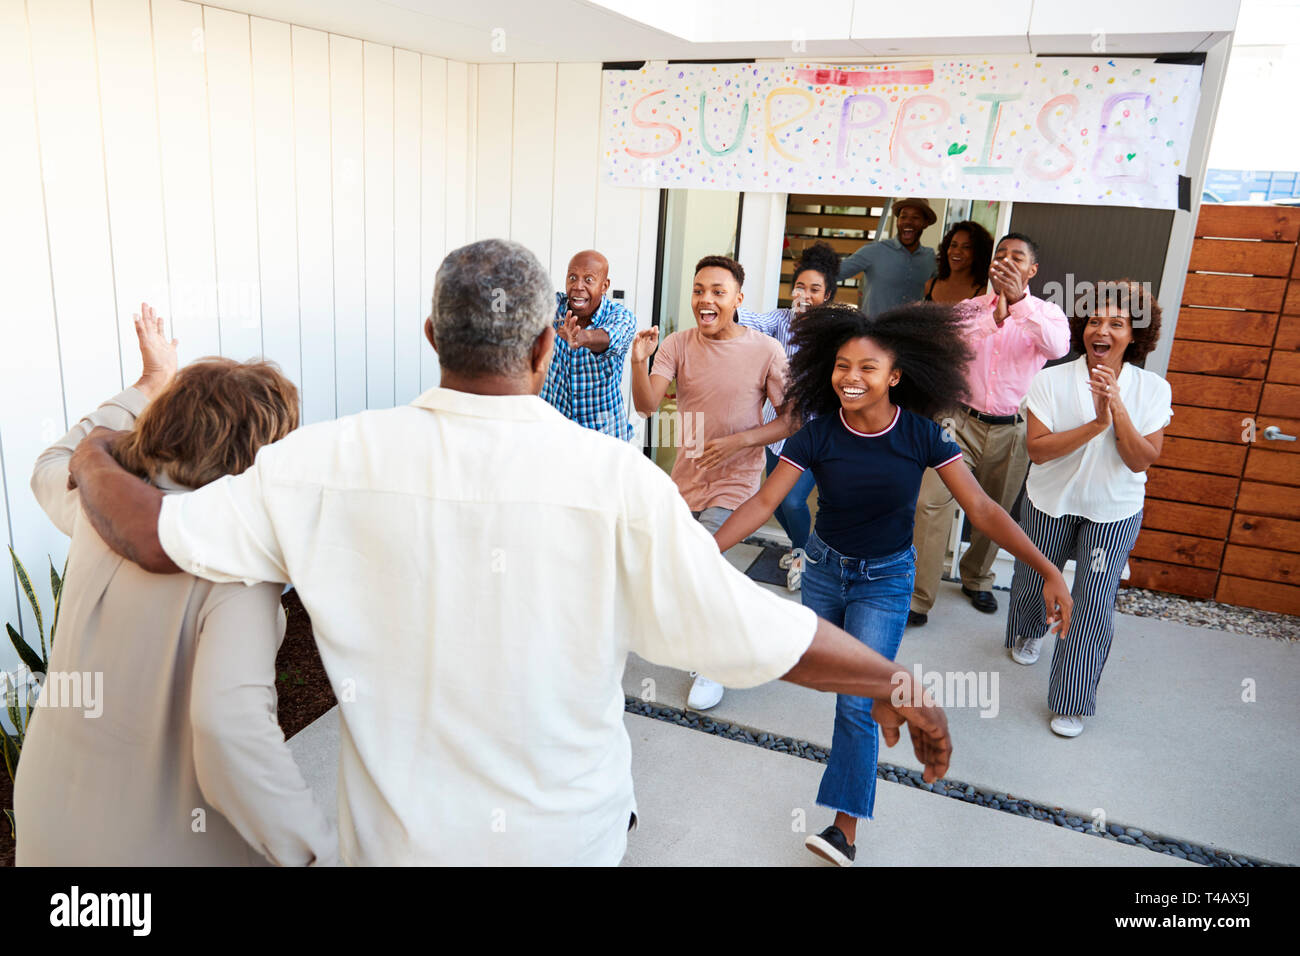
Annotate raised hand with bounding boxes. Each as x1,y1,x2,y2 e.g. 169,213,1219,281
557,310,579,347
989,259,1025,303
1090,363,1124,416
133,302,179,400
630,327,660,364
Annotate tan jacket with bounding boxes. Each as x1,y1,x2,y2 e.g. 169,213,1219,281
15,387,336,866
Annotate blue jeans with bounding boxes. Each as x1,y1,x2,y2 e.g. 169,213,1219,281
800,530,916,821
765,448,815,550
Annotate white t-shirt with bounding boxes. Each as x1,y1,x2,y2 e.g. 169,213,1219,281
1024,357,1173,522
157,387,816,866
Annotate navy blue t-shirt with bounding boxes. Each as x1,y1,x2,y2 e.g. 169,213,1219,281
780,406,963,559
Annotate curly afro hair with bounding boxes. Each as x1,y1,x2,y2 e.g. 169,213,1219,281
1067,278,1163,367
935,220,994,285
786,302,974,423
791,241,842,302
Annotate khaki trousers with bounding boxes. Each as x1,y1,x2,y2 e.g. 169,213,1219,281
910,406,1030,614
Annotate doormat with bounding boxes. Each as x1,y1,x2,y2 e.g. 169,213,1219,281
745,543,790,588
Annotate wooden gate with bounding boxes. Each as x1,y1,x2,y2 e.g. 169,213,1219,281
1127,204,1300,615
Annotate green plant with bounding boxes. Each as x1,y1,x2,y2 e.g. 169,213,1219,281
2,547,64,837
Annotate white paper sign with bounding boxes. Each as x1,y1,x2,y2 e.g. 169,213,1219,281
601,57,1202,208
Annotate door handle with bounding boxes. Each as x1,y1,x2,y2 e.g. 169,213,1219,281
1263,425,1297,442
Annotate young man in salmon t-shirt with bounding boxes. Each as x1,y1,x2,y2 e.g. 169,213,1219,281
630,255,796,710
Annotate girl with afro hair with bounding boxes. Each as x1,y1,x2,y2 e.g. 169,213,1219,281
738,240,844,589
715,301,1073,867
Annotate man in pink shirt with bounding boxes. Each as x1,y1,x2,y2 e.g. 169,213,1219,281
909,233,1070,624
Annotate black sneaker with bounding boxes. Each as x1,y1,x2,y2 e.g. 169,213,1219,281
805,825,855,867
907,610,928,627
961,586,998,613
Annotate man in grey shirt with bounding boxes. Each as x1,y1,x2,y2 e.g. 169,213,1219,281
838,197,938,316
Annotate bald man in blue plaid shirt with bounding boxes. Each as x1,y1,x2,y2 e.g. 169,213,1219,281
540,250,638,441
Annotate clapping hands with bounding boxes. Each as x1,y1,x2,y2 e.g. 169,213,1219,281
989,259,1026,304
1089,363,1122,427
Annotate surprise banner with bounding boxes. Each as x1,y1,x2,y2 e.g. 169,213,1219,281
601,57,1203,209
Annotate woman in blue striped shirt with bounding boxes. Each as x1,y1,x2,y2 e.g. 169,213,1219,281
739,241,843,589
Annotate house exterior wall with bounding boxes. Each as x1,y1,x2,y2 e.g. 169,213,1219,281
0,1,1240,670
0,0,658,671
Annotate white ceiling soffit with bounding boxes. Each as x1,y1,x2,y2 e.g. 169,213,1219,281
1026,0,1240,54
200,0,864,60
201,0,1241,62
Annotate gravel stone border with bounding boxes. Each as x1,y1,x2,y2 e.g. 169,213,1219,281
1114,587,1300,643
625,696,1277,867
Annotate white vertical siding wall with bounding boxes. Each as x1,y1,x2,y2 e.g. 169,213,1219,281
290,24,335,424
474,60,660,446
419,54,449,393
0,2,657,671
362,41,396,410
510,62,558,272
251,17,301,390
393,49,423,406
0,0,484,672
154,0,221,358
0,0,68,653
549,63,601,289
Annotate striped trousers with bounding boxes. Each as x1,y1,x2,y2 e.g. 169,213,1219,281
1004,500,1144,717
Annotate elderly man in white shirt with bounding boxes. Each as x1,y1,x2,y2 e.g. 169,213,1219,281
66,238,951,866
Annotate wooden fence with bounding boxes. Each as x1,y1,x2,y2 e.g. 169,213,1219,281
1127,204,1300,616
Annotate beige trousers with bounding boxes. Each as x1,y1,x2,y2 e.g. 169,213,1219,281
910,406,1030,614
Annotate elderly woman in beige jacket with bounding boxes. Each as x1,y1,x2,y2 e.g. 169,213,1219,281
15,304,334,866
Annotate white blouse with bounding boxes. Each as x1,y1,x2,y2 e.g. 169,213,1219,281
1024,357,1173,523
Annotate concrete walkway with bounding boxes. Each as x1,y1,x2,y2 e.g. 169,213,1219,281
628,537,1300,864
621,712,1191,866
287,706,1191,866
287,539,1298,865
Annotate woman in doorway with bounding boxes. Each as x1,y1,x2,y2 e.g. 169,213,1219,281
739,240,842,589
1005,280,1170,738
714,302,1073,868
923,220,994,305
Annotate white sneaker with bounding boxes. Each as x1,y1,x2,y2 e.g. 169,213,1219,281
1010,634,1042,665
687,673,725,710
786,549,805,591
778,550,794,570
1050,714,1084,737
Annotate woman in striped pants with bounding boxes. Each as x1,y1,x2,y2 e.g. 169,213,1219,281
1005,280,1172,737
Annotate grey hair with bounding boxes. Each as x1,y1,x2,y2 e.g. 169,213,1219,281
431,239,553,376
